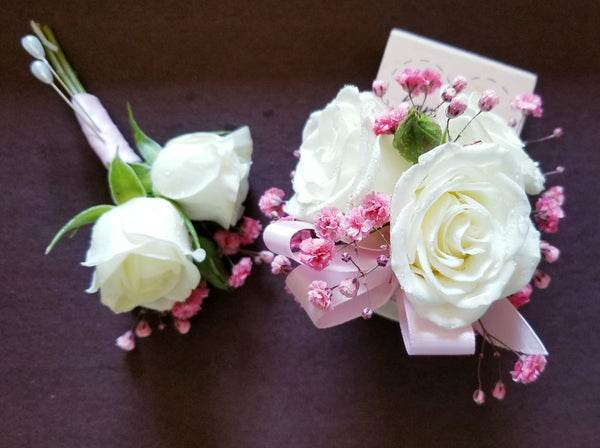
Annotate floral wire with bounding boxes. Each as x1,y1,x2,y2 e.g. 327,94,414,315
373,226,391,248
407,91,416,108
496,349,503,382
453,110,482,142
431,100,445,113
349,247,375,311
420,91,429,109
477,329,486,391
477,319,520,357
353,244,363,275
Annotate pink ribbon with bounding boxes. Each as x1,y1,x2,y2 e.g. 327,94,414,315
264,220,396,328
264,221,548,356
72,93,141,167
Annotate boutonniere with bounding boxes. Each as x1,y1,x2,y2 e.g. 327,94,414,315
23,21,268,350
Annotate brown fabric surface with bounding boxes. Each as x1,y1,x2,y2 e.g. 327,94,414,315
1,1,598,446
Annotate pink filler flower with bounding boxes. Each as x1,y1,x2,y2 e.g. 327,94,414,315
228,257,253,288
298,238,336,271
511,355,547,384
308,280,332,310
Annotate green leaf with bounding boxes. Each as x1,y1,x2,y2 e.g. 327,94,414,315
127,104,162,164
108,154,147,205
196,236,231,291
393,108,443,164
46,204,114,254
166,200,230,290
128,162,153,194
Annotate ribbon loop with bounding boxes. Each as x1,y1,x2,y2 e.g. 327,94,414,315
264,221,547,357
265,222,396,328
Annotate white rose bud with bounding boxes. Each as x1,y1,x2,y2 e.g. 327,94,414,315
151,126,253,228
83,197,203,313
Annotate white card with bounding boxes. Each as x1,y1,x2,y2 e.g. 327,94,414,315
376,29,537,133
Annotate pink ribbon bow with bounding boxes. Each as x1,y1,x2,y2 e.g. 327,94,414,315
264,220,548,356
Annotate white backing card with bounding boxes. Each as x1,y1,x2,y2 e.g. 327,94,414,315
376,29,537,133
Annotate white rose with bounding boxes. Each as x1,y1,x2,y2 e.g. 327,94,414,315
436,92,544,195
83,197,204,313
285,86,410,221
151,126,253,228
390,142,541,329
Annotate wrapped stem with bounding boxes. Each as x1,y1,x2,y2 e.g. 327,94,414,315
72,93,140,166
31,21,139,167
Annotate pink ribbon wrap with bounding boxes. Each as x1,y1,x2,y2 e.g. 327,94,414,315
264,221,548,356
71,93,141,167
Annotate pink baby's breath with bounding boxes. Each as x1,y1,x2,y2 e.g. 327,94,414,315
451,75,468,93
271,254,292,275
115,331,136,351
255,250,275,264
472,389,485,405
512,93,543,118
214,230,242,255
533,269,551,289
446,97,467,118
377,255,389,267
421,68,442,95
478,89,500,112
174,318,191,335
508,284,533,308
338,277,359,298
372,79,387,97
307,280,332,310
259,187,286,218
228,257,253,288
534,195,565,233
360,192,391,228
238,216,262,245
171,282,210,320
492,381,506,400
540,241,560,263
374,109,398,135
290,229,313,250
373,104,409,135
511,355,547,384
441,87,456,102
344,207,372,242
542,185,565,206
299,238,336,271
314,207,346,241
134,320,152,338
395,68,426,96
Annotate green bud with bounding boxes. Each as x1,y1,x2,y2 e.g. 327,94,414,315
393,108,443,163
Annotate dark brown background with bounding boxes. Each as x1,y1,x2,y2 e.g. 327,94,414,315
2,1,598,447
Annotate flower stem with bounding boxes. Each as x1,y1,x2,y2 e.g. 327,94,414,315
454,111,481,143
